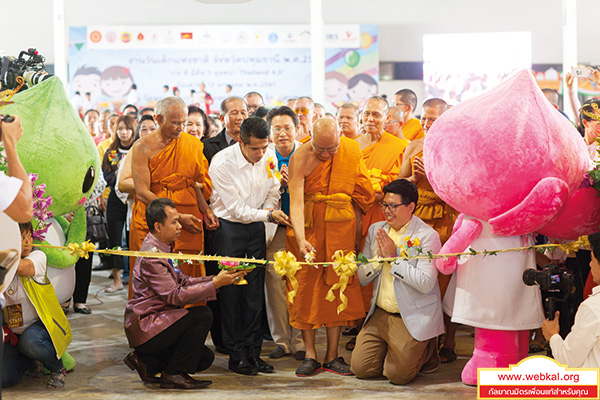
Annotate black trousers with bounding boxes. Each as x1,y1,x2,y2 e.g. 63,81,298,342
73,254,92,304
212,219,266,360
106,189,127,270
135,306,214,375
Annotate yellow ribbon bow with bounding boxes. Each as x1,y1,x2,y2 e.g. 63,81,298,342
272,251,302,304
557,236,590,256
326,250,358,314
66,240,96,259
266,157,282,181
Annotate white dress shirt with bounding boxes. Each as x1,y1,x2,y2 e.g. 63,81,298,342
209,143,280,224
550,285,600,368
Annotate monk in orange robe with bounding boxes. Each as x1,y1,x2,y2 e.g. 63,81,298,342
287,119,374,374
399,97,459,362
293,97,318,144
394,89,425,141
129,97,218,297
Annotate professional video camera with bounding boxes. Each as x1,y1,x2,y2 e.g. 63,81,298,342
523,262,573,321
0,48,52,92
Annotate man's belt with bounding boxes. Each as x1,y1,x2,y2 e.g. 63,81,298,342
304,192,353,228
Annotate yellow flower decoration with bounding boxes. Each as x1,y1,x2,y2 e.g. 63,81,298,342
557,236,590,256
325,250,358,314
66,240,96,259
266,157,282,181
273,251,302,304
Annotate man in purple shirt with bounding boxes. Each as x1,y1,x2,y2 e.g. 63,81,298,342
124,198,245,390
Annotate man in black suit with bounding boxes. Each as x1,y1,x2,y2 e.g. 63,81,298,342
201,96,248,355
203,97,248,164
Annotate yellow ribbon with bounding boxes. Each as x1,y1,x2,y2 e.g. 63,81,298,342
66,241,96,259
557,236,590,255
272,251,302,304
266,157,282,181
325,250,358,314
304,192,353,228
368,168,394,193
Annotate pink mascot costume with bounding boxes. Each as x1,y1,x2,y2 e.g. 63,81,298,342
423,69,600,385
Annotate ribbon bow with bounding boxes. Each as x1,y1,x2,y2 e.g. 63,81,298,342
273,251,302,304
557,236,590,256
325,250,358,314
67,240,96,259
267,157,282,181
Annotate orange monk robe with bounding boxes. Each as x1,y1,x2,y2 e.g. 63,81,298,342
130,132,212,279
402,118,425,141
299,135,311,144
361,131,410,245
412,150,458,298
286,137,375,329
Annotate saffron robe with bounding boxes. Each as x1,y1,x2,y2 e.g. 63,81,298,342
286,137,375,329
402,118,425,142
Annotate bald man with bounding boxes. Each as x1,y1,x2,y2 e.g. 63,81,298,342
398,97,459,363
287,119,375,377
394,89,424,141
293,97,318,144
337,103,360,140
384,106,406,139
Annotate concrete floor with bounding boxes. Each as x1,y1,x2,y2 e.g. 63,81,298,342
4,257,478,399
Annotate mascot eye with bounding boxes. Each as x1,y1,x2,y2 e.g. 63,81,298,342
82,166,95,194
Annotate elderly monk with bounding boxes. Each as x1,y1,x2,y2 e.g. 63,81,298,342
287,118,375,377
394,89,424,141
398,97,459,363
129,97,219,294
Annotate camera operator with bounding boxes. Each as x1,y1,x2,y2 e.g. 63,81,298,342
0,114,33,223
542,232,600,367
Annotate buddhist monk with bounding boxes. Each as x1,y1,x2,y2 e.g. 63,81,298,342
129,97,218,295
287,118,375,377
337,103,360,140
394,89,424,141
293,97,318,144
398,97,459,364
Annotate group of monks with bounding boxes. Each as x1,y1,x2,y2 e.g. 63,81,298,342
121,89,459,369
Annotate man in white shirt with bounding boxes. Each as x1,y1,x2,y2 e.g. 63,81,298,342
209,117,290,376
542,231,600,368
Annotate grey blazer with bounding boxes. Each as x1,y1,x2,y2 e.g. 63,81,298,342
357,216,444,341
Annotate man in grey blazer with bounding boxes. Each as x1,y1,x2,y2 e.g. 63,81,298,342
351,179,444,385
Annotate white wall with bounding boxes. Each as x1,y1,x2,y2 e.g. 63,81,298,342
2,0,599,72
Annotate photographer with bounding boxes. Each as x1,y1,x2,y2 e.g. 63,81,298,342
542,232,600,367
0,114,33,223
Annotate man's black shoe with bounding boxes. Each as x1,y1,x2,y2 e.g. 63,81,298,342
123,351,160,383
251,356,274,373
228,358,258,376
159,373,211,389
295,358,322,377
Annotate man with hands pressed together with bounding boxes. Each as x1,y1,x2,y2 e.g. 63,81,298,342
542,231,600,367
124,199,245,390
351,179,444,385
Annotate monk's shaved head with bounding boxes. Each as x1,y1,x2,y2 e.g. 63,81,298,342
389,106,404,122
155,96,187,117
422,98,449,113
311,119,340,161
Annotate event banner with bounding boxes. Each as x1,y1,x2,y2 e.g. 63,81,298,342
68,24,378,111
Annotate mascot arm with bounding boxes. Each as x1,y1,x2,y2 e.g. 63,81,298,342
489,177,570,236
41,207,86,268
55,215,70,233
436,214,483,275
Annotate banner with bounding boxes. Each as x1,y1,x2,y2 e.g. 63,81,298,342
68,24,378,110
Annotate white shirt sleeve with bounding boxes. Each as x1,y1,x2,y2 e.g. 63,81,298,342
550,302,600,367
26,250,48,283
0,172,23,212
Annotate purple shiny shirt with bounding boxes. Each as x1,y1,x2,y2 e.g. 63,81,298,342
124,232,217,347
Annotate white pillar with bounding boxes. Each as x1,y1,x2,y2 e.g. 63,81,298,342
562,0,577,120
310,0,325,104
53,0,68,88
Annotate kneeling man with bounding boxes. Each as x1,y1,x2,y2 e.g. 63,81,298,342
351,179,443,384
124,198,244,389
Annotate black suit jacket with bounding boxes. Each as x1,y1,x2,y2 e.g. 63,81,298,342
202,128,231,165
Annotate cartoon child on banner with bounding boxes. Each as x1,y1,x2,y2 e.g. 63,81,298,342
101,66,134,110
347,74,377,108
423,69,600,386
71,65,102,101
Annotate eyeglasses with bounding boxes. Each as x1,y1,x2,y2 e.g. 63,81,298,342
311,140,339,154
378,202,409,212
294,107,311,115
272,126,295,134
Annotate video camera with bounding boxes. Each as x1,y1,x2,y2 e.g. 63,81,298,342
523,262,573,321
0,48,52,92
